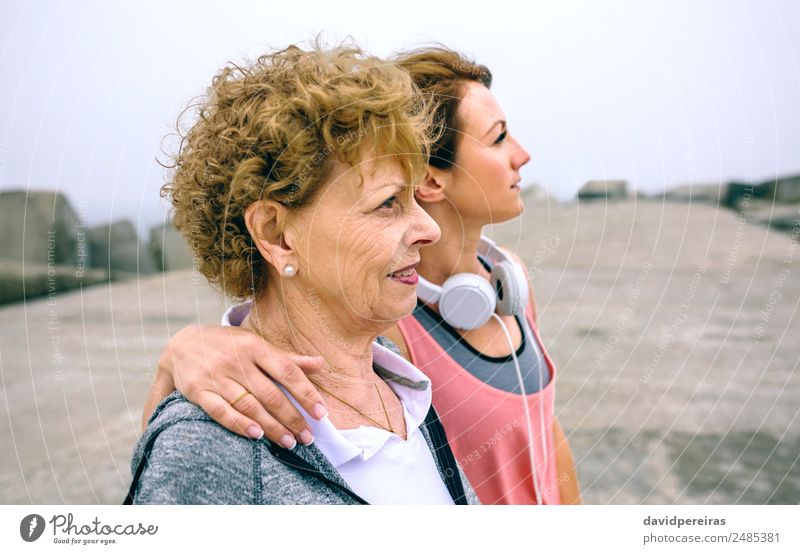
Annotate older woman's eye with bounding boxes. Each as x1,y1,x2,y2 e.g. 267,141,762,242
378,195,398,210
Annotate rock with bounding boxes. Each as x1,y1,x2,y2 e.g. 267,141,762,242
724,174,800,209
148,220,195,272
764,209,800,232
747,203,800,233
521,183,557,203
660,182,724,204
0,190,102,304
577,179,628,200
724,182,768,209
767,174,800,204
0,190,88,268
87,220,155,277
0,261,108,305
722,176,800,234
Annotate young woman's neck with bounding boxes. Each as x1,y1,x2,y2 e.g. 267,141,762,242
243,282,381,391
416,200,488,286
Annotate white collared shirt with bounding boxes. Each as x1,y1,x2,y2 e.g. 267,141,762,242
222,302,454,504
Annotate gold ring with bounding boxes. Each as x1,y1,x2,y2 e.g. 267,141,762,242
229,390,251,407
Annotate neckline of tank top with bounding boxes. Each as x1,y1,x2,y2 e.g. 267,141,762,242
413,300,529,363
413,250,530,363
411,299,555,398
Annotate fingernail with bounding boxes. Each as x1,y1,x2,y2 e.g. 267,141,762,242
279,434,297,449
247,424,264,440
299,429,314,445
312,403,328,419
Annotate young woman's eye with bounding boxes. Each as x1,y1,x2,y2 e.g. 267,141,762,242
494,130,507,144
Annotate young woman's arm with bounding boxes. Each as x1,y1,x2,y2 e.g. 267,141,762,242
553,417,582,504
142,323,327,448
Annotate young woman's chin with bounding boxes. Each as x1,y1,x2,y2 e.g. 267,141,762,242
486,197,525,225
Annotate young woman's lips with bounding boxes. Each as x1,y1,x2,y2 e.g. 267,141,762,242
388,264,419,285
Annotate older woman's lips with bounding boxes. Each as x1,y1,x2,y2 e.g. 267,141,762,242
388,265,419,285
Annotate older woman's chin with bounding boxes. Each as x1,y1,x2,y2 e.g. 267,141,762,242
378,281,420,320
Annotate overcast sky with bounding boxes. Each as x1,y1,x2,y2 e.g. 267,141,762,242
1,0,798,235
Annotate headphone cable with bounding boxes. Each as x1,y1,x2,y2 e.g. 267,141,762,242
491,312,546,505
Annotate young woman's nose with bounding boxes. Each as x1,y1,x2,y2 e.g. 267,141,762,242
510,135,531,171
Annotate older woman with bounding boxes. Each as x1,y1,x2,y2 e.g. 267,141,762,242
128,43,478,504
142,46,581,505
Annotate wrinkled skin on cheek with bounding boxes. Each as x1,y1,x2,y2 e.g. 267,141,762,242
289,164,421,335
339,212,417,324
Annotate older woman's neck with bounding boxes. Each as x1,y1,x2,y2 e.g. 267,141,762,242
243,285,379,386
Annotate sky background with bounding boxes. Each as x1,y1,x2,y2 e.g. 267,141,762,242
1,0,798,235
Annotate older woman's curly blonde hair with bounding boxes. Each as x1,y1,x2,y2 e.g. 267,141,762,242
163,42,435,299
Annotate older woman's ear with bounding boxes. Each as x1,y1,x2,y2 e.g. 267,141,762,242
244,200,297,274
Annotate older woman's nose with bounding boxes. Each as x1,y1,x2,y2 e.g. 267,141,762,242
410,201,441,247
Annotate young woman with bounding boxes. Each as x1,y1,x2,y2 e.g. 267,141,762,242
143,46,580,505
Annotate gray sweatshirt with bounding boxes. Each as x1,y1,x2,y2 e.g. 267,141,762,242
128,391,479,505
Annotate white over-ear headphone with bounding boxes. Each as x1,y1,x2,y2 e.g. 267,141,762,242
416,235,530,330
416,234,550,504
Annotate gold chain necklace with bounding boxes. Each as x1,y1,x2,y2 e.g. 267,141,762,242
245,318,395,433
307,376,395,434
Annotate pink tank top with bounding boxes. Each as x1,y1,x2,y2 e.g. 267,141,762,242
397,304,560,505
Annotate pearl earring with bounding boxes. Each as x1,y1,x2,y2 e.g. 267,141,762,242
283,264,296,278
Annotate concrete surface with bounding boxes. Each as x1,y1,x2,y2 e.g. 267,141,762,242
1,199,798,504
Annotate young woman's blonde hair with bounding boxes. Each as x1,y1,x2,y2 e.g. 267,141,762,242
393,46,492,169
